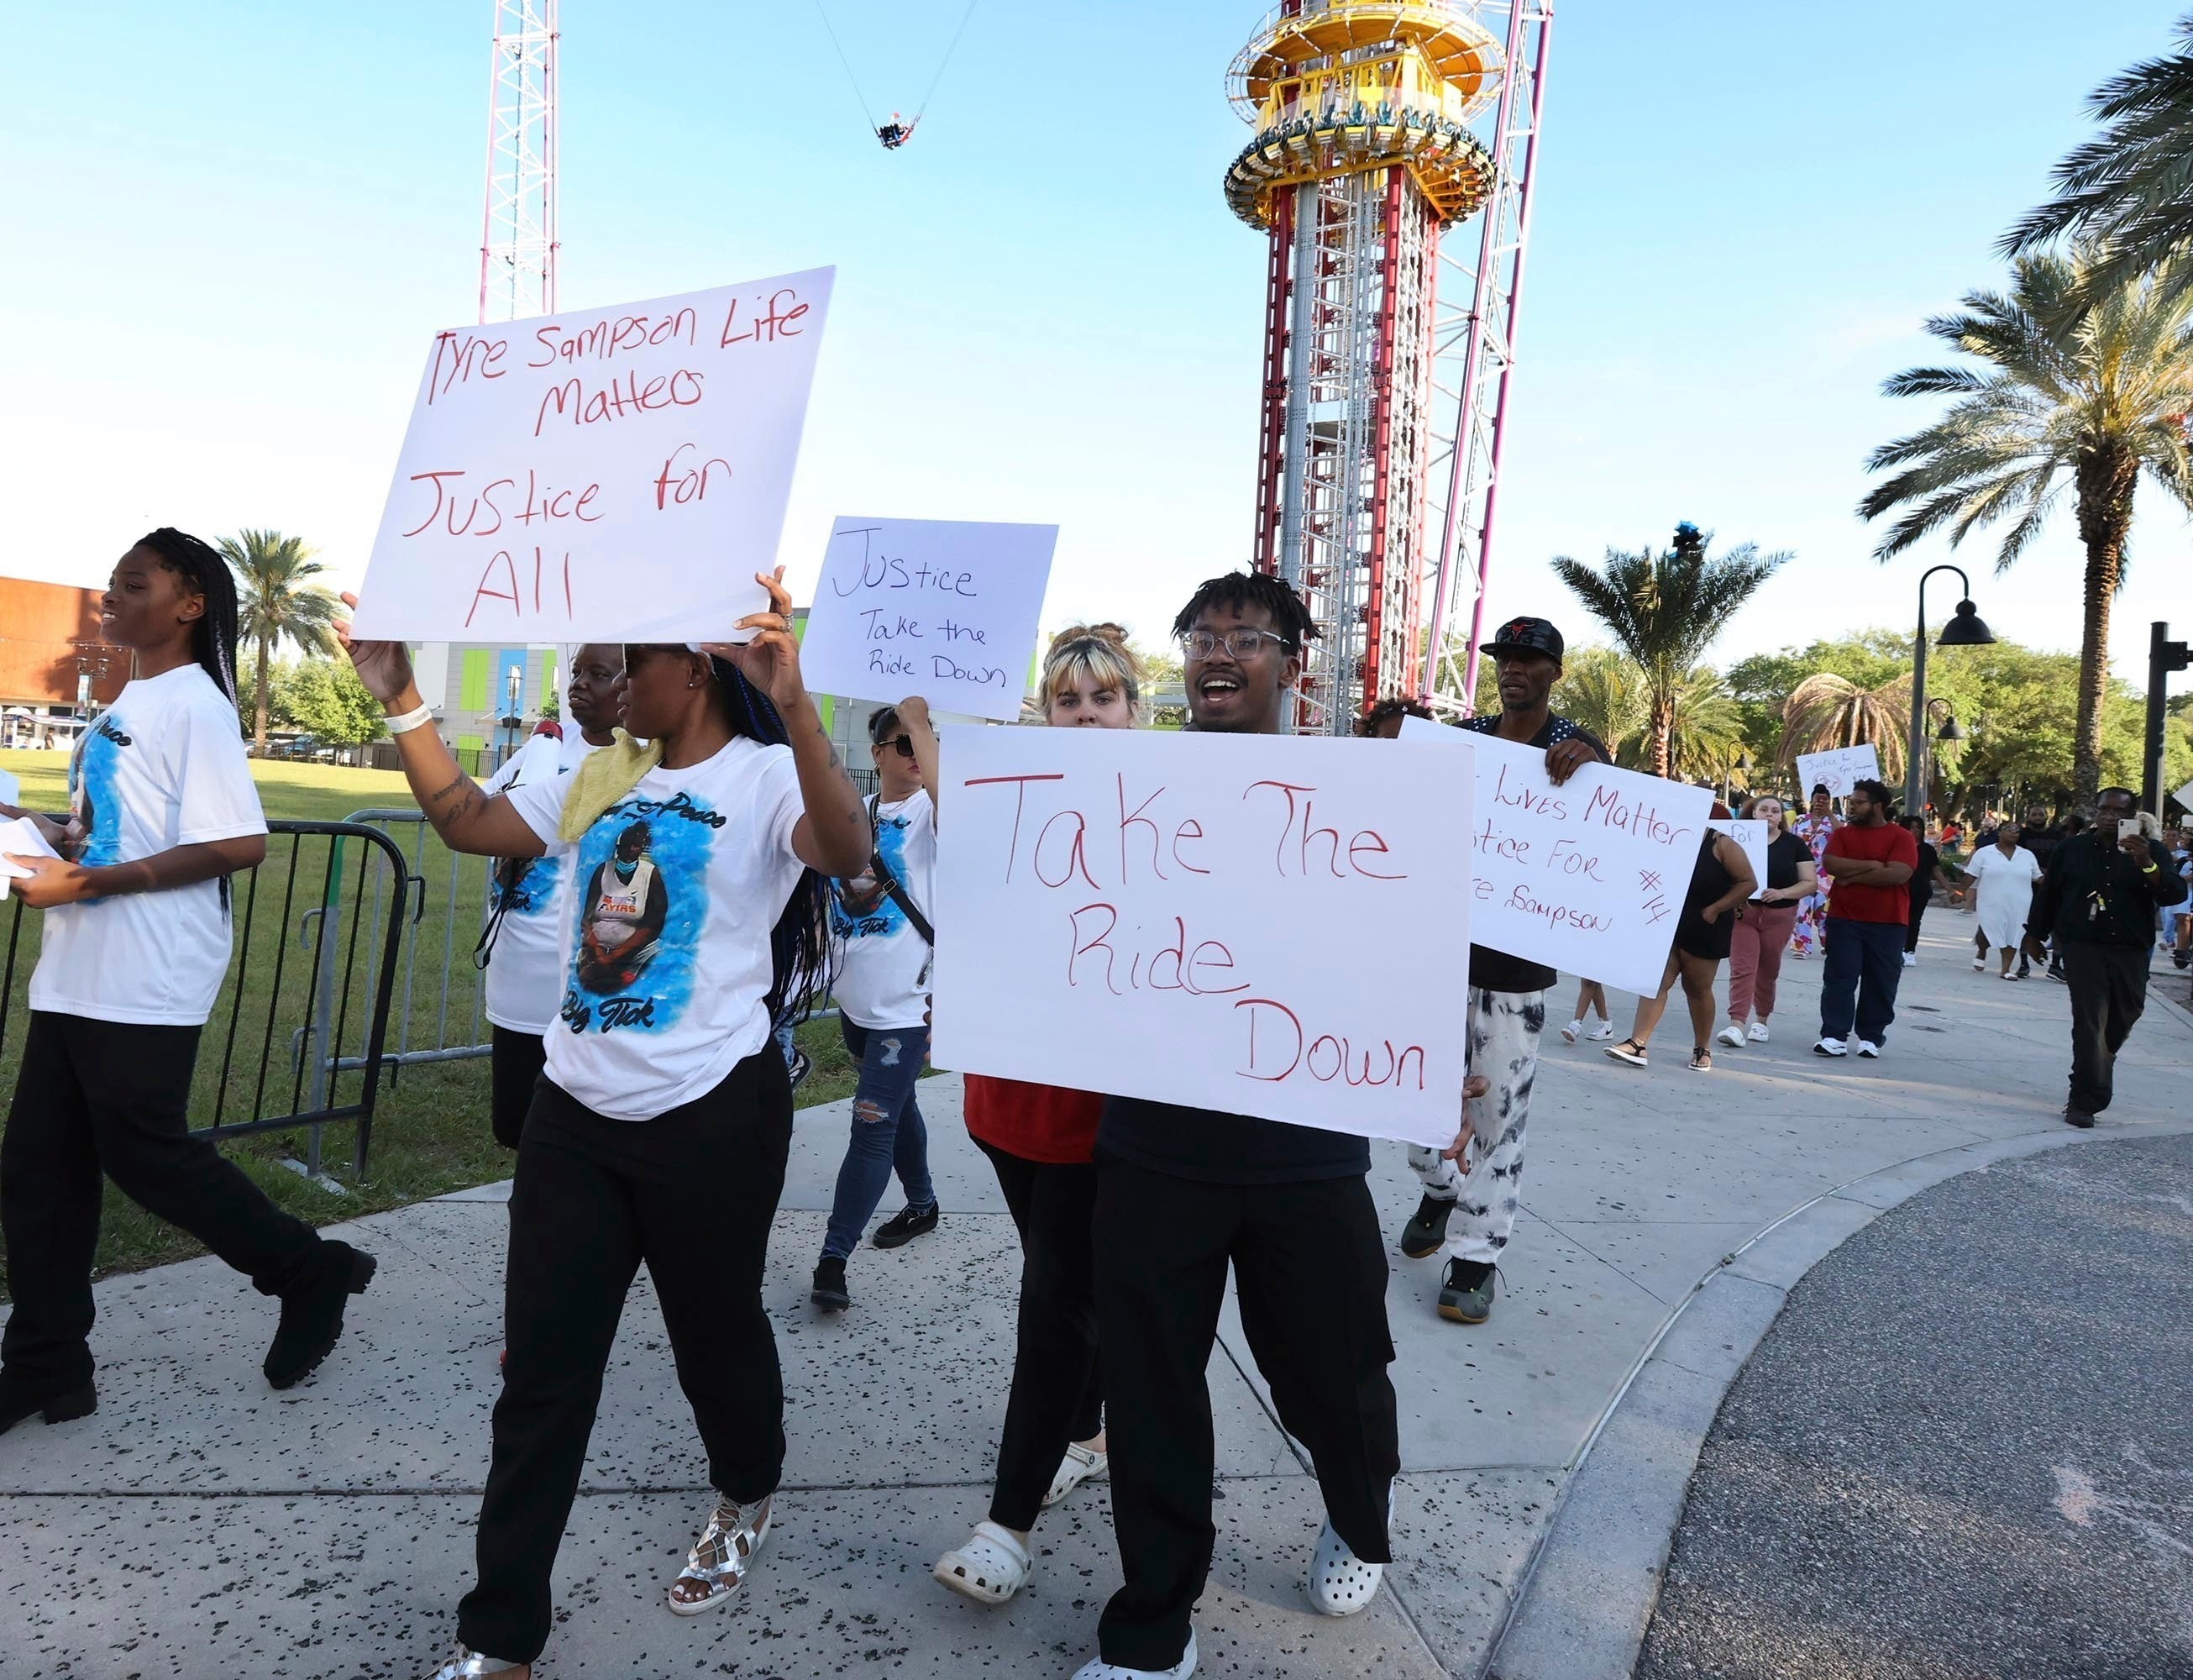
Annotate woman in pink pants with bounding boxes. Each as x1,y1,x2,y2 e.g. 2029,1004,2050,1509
1719,795,1817,1047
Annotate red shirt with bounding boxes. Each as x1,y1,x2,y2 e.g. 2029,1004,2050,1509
963,1074,1103,1165
1823,822,1918,923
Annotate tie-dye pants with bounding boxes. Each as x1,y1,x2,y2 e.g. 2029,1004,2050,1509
1405,986,1545,1266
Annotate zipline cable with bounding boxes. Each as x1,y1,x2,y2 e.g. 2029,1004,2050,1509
810,0,879,132
911,0,980,121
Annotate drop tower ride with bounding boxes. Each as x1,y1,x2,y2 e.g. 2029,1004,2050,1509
1227,0,1550,729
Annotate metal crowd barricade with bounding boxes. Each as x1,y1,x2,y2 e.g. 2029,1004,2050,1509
338,807,501,1075
0,821,409,1181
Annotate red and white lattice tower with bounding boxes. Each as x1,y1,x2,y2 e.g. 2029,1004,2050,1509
478,0,559,325
1228,0,1551,729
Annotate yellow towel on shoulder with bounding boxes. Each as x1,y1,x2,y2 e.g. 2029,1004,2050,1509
557,730,663,842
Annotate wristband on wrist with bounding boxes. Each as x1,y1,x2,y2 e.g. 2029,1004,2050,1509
385,701,435,736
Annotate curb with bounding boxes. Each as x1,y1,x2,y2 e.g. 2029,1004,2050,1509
1482,1109,2193,1680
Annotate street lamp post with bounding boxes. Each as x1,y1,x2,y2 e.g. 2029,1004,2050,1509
1906,564,1996,814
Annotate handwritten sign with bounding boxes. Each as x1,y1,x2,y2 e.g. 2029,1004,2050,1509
1399,717,1714,995
349,268,834,641
931,727,1471,1147
798,517,1058,722
1709,818,1770,899
1795,743,1882,801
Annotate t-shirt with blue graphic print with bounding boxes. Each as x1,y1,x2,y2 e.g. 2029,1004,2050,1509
481,729,603,1034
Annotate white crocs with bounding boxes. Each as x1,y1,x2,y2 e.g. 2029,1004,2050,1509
1304,1504,1388,1616
933,1520,1032,1604
1070,1626,1198,1679
1042,1440,1109,1509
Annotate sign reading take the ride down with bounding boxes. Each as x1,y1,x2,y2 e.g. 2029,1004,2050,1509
349,268,834,642
1399,717,1715,995
798,517,1059,722
1795,743,1883,801
931,727,1472,1148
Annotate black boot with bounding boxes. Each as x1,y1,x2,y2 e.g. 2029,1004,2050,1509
264,1240,376,1390
0,1371,97,1439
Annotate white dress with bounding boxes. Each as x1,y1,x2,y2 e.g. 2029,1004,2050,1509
1965,843,2042,948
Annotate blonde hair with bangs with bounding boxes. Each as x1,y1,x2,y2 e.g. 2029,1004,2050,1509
1038,622,1143,719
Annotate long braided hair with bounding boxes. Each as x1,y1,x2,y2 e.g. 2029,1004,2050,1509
708,655,835,1028
132,528,241,703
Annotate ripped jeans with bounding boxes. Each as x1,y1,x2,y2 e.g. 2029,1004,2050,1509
1405,986,1545,1266
821,1019,934,1261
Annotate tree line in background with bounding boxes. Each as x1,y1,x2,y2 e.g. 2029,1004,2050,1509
218,528,377,753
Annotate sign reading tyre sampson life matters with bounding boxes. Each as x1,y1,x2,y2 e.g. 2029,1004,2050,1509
349,268,834,642
930,727,1472,1148
1400,717,1714,995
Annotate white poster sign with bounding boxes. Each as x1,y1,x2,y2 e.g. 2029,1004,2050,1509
1794,743,1882,801
1399,717,1714,995
349,268,834,642
798,517,1058,722
2174,777,2193,814
1709,818,1770,899
931,727,1472,1147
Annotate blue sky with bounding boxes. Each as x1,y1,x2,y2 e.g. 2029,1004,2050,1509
3,1,2188,685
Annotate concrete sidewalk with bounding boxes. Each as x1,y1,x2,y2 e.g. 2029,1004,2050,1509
3,923,2187,1679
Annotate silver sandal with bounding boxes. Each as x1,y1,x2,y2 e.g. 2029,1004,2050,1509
667,1493,773,1616
421,1646,525,1678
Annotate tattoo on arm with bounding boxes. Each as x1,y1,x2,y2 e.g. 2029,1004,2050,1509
428,772,467,802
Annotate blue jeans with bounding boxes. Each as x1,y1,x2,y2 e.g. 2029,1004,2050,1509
1818,917,1905,1047
821,1019,934,1260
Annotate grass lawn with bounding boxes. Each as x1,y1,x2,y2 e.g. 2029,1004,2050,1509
0,748,898,1296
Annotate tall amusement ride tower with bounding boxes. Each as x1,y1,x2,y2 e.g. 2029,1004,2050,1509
1228,0,1550,729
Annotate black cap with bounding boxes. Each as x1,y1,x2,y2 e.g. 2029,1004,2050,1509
1484,616,1564,664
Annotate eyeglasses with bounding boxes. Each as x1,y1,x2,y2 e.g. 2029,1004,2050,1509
1178,627,1292,661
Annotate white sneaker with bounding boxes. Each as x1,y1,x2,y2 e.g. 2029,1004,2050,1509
1716,1024,1745,1049
1747,1020,1770,1043
1584,1019,1614,1041
1902,953,1917,968
1073,1628,1198,1679
1855,1040,1881,1058
1813,1037,1847,1057
1305,1515,1387,1617
1560,1019,1583,1043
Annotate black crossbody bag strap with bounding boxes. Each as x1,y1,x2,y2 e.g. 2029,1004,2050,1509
865,795,934,947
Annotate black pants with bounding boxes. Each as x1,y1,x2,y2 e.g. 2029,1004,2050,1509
1,1011,323,1390
456,1049,793,1662
1905,891,1928,954
2061,941,2150,1116
1091,1159,1399,1671
974,1138,1104,1532
488,1025,547,1150
1819,917,1905,1046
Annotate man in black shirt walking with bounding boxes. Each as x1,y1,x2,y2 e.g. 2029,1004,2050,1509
2024,788,2186,1127
1075,572,1402,1680
1398,616,1606,1326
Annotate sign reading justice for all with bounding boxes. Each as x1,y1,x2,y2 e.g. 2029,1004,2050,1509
349,268,834,642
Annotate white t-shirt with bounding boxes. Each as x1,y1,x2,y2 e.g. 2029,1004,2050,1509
503,735,805,1120
829,788,935,1030
30,664,268,1026
481,730,604,1035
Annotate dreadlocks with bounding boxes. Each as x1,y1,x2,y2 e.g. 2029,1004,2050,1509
1170,571,1319,652
134,528,240,703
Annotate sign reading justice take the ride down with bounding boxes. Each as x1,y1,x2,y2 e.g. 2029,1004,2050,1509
349,268,834,642
930,727,1472,1148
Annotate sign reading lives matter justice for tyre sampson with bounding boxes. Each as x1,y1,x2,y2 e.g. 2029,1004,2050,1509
796,517,1059,723
348,267,833,642
1399,717,1714,996
930,727,1472,1148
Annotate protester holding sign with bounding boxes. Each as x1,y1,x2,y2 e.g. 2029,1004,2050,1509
811,699,942,1313
1603,827,1755,1073
0,530,377,1439
1790,785,1839,958
337,571,871,1680
933,624,1141,1609
1076,574,1402,1680
1396,615,1606,1328
1718,795,1815,1047
1813,779,1917,1058
477,645,622,1149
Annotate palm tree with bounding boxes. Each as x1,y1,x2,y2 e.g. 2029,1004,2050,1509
2003,13,2193,301
1858,251,2193,800
1779,671,1912,787
219,529,339,754
1550,644,1648,762
1550,522,1788,779
1662,666,1746,784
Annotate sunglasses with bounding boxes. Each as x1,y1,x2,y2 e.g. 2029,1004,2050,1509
874,733,915,759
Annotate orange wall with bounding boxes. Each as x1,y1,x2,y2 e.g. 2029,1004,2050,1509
0,576,131,706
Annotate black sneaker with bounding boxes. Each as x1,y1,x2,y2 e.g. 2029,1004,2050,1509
786,1048,813,1095
264,1241,376,1390
0,1371,97,1439
2064,1106,2096,1130
1438,1259,1498,1325
2175,949,2190,970
811,1257,850,1311
1398,1195,1456,1260
872,1202,940,1249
